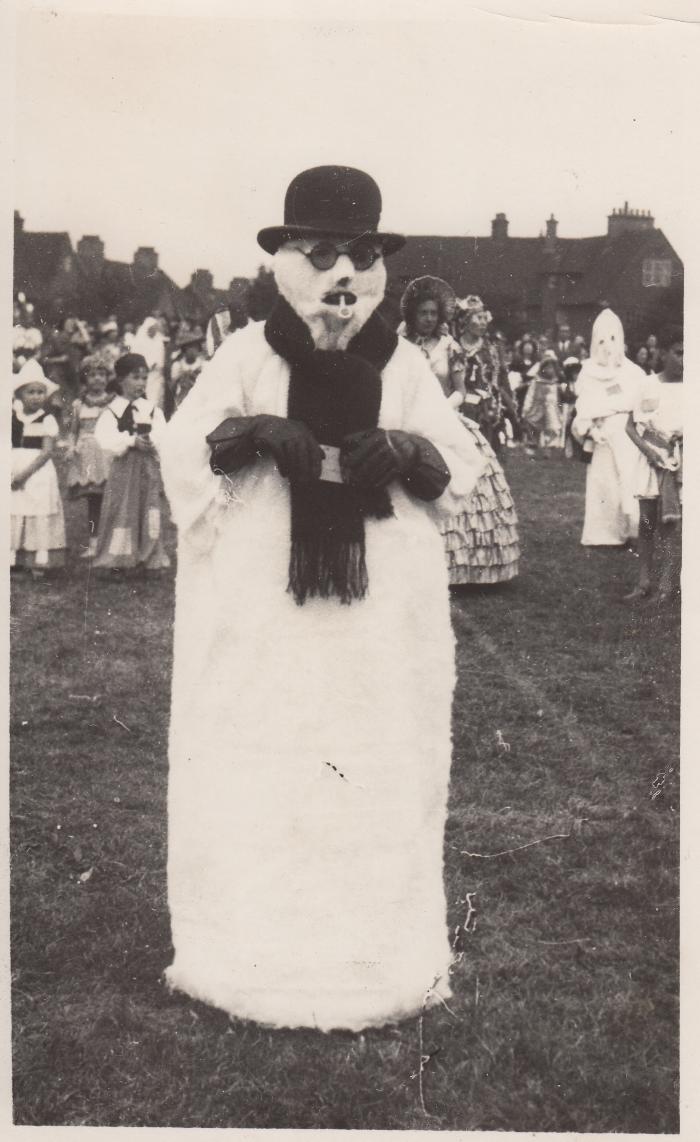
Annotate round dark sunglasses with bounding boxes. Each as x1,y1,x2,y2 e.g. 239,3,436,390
299,240,382,272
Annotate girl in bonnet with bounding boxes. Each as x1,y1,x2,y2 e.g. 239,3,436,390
571,308,645,546
11,360,66,576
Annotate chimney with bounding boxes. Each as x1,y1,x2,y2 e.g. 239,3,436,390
491,212,509,241
77,235,105,269
607,203,655,237
545,214,558,250
190,269,214,292
14,210,24,239
133,246,159,274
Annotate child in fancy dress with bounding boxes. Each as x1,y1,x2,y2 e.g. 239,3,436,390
624,325,683,602
92,353,171,573
522,351,564,450
11,360,66,576
169,328,206,409
65,357,112,558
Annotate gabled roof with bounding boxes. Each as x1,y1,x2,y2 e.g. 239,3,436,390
97,259,185,317
387,235,544,306
14,231,74,298
386,226,682,311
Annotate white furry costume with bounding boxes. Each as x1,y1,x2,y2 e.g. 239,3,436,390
159,244,485,1032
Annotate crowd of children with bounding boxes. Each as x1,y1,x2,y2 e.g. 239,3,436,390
11,351,170,578
10,294,683,601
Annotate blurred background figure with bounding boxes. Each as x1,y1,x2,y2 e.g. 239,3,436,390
634,344,653,374
508,336,539,422
122,321,137,351
645,333,660,374
93,319,124,385
170,327,206,409
13,300,43,371
522,350,564,451
132,316,167,410
561,356,583,458
554,323,573,361
42,316,89,407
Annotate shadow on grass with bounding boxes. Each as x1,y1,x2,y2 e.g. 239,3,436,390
10,450,679,1130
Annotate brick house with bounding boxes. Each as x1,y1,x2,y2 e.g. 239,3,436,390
384,203,683,343
14,213,188,327
74,238,186,325
14,212,81,321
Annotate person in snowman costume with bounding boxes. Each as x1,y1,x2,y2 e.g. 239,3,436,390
158,165,485,1032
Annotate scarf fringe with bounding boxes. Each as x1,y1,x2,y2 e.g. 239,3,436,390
266,297,400,606
288,537,370,606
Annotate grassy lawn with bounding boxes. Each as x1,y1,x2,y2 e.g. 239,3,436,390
10,447,679,1131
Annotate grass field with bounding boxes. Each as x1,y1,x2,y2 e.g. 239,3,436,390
10,447,679,1131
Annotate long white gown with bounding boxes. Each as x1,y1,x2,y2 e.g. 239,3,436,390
572,359,645,546
158,322,485,1032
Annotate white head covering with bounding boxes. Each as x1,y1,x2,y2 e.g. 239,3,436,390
574,308,646,423
12,357,60,397
132,317,166,369
589,308,625,373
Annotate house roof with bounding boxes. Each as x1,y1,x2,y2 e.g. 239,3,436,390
387,235,544,307
386,227,682,312
14,231,74,299
98,259,185,318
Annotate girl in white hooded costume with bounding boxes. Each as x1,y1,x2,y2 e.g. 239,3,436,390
158,166,485,1032
572,309,645,546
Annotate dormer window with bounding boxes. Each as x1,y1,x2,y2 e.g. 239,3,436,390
642,258,672,287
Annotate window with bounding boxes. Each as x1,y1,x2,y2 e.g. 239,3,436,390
642,259,672,287
63,256,72,273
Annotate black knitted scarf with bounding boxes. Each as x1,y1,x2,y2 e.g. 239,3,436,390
264,296,398,605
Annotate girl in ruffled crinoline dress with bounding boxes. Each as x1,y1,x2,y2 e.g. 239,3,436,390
11,360,66,576
440,421,520,584
399,279,520,585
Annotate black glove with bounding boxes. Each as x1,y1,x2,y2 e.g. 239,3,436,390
340,429,450,501
207,415,324,482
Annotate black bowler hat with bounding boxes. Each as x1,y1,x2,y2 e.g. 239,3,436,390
257,165,405,256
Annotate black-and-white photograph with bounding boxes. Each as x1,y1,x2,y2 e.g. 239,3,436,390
7,0,695,1134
